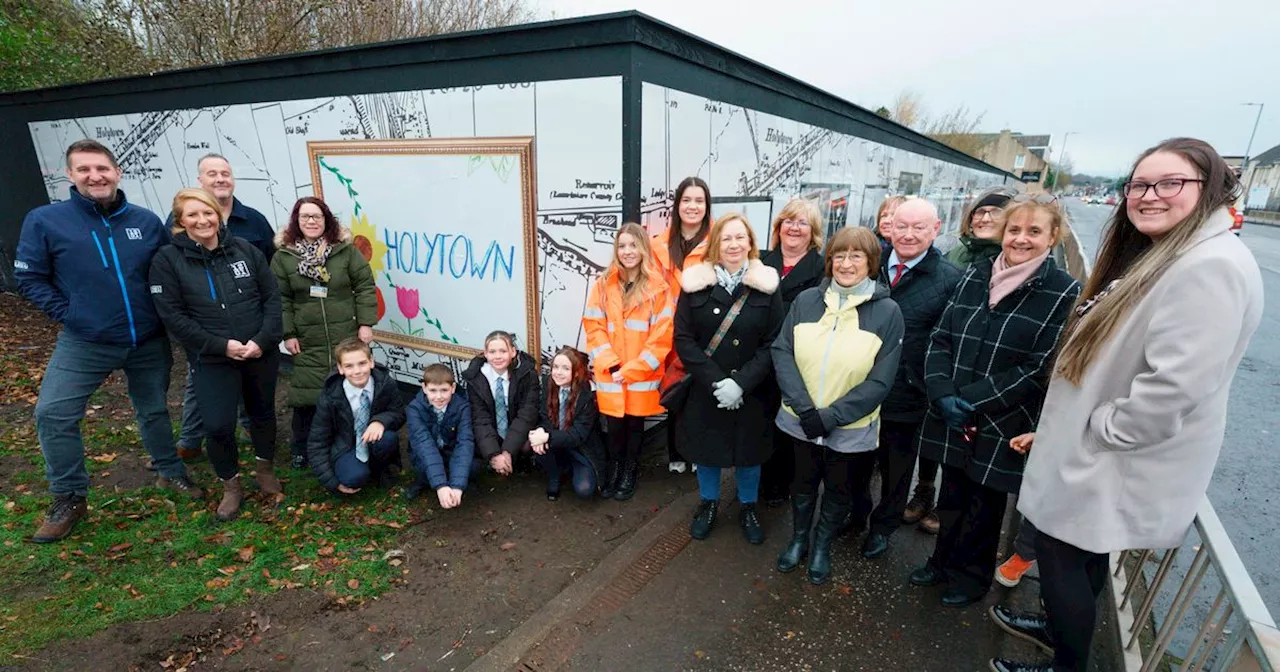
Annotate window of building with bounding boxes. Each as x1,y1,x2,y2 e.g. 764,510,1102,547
1014,154,1026,169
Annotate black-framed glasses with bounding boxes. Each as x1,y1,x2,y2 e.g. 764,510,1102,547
1122,178,1204,199
298,214,324,222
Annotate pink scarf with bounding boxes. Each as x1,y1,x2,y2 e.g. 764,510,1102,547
988,249,1050,308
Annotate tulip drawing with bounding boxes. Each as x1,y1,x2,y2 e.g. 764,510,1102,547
396,286,420,321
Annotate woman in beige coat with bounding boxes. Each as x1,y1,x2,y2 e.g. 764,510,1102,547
989,138,1264,672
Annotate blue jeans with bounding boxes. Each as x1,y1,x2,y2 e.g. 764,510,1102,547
36,332,182,496
695,463,761,504
333,431,400,490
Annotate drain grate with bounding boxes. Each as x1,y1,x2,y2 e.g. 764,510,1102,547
513,522,695,671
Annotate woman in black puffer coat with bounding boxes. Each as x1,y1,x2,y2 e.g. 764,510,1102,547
150,188,283,522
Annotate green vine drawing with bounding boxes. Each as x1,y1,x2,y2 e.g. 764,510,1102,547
467,154,517,183
316,155,460,345
383,273,460,345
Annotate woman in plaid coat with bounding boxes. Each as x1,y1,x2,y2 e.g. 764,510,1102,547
908,197,1081,608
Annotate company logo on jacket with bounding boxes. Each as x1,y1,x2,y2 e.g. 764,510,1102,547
230,260,251,279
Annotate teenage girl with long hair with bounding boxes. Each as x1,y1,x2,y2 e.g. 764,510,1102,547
529,347,606,500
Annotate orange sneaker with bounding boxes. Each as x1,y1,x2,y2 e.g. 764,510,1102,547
995,553,1036,587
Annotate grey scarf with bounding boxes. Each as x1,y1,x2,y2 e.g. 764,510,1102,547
714,264,747,293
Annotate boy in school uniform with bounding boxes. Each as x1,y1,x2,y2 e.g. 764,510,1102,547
404,364,480,509
308,338,406,495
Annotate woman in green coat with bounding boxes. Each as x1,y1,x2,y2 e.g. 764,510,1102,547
271,197,378,469
946,187,1016,267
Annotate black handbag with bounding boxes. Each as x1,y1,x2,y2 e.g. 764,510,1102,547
659,291,750,409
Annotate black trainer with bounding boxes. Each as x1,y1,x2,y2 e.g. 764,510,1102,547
989,658,1052,672
156,474,205,500
690,499,718,540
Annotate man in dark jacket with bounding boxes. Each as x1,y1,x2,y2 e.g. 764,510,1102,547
168,153,276,459
860,199,962,559
308,339,407,494
14,140,203,543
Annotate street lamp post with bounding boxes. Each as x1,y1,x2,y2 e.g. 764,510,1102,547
1057,131,1077,192
1241,103,1265,210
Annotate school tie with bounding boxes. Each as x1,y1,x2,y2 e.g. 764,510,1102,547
558,387,570,428
355,388,372,462
890,263,907,287
495,377,508,438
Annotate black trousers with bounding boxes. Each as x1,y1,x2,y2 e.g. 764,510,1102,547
792,439,877,503
928,464,1008,599
760,430,795,498
291,404,317,456
868,420,922,535
193,351,279,480
1036,530,1109,672
915,455,939,499
606,414,645,462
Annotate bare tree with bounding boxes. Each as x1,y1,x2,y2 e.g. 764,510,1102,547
883,89,988,159
890,90,925,130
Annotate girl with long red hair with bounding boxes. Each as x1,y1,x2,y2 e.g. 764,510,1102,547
528,347,607,500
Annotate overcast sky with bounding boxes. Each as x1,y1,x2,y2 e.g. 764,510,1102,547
543,0,1279,176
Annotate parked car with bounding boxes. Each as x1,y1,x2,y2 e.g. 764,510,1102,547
1229,206,1244,235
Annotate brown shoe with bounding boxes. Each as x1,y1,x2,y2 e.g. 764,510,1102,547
253,458,283,498
156,474,205,500
32,494,88,543
216,476,244,522
918,511,940,535
903,498,930,524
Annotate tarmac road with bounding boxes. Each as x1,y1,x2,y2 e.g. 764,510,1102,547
1064,199,1280,614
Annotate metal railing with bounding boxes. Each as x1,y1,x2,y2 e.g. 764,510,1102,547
1109,499,1280,671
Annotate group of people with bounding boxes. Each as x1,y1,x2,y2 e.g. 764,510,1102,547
15,136,1264,672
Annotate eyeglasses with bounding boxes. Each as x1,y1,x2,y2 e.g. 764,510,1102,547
1122,178,1204,199
972,206,1004,221
298,214,324,222
830,251,867,265
781,218,809,230
1011,192,1060,205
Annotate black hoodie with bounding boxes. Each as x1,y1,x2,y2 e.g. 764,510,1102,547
149,228,281,363
308,365,407,492
461,351,540,459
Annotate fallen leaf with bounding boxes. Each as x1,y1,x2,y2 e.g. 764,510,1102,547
291,564,310,572
367,625,379,633
274,654,288,661
222,636,244,655
237,546,255,563
499,542,517,551
317,545,335,557
108,542,132,553
835,583,852,596
88,452,117,463
347,579,360,590
694,650,705,659
381,549,406,561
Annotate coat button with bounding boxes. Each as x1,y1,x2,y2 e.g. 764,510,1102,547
732,339,740,346
713,308,721,315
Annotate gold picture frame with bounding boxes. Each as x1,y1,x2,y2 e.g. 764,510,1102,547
307,137,539,363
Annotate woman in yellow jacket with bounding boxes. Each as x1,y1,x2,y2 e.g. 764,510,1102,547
651,176,712,472
771,227,905,585
584,223,675,500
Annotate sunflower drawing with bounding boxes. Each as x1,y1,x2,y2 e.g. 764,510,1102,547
350,212,389,274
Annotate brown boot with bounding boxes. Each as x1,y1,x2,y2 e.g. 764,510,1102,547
253,458,283,498
32,494,87,543
918,511,941,535
216,476,244,522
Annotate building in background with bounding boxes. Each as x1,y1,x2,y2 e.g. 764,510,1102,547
1242,143,1280,215
966,130,1052,191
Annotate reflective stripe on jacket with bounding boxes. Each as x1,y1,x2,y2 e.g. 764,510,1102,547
582,264,674,417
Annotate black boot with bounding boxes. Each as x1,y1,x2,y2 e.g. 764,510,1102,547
613,459,638,501
690,499,718,540
600,459,621,499
807,494,850,585
777,493,816,573
739,503,764,545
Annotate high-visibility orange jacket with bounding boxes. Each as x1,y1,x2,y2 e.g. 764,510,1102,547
582,264,674,418
651,226,708,306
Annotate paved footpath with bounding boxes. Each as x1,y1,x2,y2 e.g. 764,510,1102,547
470,475,1119,671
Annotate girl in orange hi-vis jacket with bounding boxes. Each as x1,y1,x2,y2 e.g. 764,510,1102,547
583,223,675,501
649,176,712,473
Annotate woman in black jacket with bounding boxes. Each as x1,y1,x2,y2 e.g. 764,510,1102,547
150,188,283,521
758,199,825,505
675,213,785,545
909,196,1080,608
460,330,540,476
529,347,606,500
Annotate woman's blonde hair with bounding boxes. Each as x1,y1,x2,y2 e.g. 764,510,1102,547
704,212,760,267
769,199,824,251
1002,200,1066,248
606,222,657,307
1055,138,1241,384
170,188,222,235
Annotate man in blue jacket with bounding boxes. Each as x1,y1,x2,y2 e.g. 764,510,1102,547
166,153,276,460
15,139,204,543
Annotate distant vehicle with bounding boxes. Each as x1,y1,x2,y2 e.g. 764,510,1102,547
1228,206,1244,235
1104,195,1117,206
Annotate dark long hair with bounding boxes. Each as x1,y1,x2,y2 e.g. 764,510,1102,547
283,197,341,246
546,347,588,430
668,176,712,269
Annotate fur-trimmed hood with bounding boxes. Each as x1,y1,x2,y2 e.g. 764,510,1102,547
273,226,354,252
680,259,780,295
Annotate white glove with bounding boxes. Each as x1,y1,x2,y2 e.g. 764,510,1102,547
713,378,744,409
